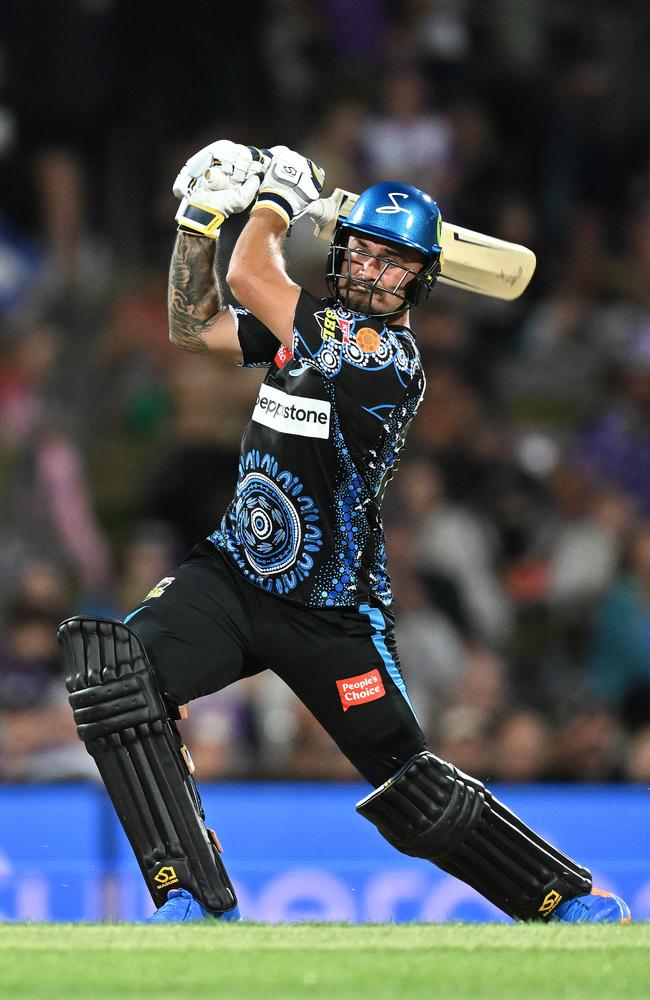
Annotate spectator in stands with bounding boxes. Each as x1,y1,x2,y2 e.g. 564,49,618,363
392,457,513,647
574,325,650,516
358,66,457,204
489,709,553,783
622,726,650,783
0,595,95,780
586,522,650,725
0,319,111,597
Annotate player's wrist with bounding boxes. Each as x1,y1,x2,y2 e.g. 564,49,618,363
176,196,226,239
249,200,292,232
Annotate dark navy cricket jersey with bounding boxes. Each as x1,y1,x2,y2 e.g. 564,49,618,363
209,289,425,608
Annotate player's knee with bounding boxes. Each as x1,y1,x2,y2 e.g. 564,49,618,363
59,615,173,738
126,616,184,710
356,751,481,859
341,722,427,787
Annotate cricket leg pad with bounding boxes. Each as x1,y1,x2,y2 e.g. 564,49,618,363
356,751,592,921
59,616,237,914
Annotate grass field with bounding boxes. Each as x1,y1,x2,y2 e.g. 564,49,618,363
0,923,648,1000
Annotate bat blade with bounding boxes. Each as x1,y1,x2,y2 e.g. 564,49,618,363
310,189,536,300
438,224,536,300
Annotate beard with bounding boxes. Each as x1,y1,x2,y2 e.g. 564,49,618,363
345,284,373,311
343,280,402,316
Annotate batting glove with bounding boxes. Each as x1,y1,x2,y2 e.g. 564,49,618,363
175,169,263,239
173,140,268,198
252,146,325,230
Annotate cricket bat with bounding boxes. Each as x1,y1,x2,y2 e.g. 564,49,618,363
309,189,536,301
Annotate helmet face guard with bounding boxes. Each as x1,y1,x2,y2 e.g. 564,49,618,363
326,231,441,317
326,182,443,317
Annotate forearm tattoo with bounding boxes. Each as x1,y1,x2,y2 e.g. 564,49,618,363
168,234,224,352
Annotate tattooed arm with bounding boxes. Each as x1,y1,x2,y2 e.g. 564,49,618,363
167,233,241,356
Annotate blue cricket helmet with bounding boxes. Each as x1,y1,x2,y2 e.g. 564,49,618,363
326,181,443,314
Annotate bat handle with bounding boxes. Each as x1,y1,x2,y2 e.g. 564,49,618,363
307,189,359,241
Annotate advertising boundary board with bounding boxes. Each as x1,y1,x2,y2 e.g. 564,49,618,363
0,783,647,922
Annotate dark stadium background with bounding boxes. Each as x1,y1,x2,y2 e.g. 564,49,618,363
0,0,649,922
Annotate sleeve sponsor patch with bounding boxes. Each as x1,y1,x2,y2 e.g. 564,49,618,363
274,345,294,369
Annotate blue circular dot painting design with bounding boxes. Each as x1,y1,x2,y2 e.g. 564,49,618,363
236,471,301,576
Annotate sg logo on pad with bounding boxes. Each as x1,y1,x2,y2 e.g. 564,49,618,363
538,889,563,916
154,866,179,888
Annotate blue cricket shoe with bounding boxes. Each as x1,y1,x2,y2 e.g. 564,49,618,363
148,888,241,923
551,888,631,924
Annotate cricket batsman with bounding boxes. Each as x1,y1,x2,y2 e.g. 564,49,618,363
59,141,631,924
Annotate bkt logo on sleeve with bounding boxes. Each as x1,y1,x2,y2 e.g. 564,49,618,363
146,576,175,599
253,384,331,439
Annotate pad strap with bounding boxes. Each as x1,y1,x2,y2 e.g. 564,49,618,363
357,751,592,920
60,616,237,913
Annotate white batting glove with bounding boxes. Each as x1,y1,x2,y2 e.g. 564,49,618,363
173,140,268,200
251,146,325,229
175,169,262,239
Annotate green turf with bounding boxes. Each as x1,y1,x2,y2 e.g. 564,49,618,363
0,923,648,1000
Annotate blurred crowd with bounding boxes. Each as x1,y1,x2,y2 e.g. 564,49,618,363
1,1,650,785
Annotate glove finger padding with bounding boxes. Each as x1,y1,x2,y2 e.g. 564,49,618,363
218,173,263,215
173,140,268,199
203,166,234,192
252,147,325,229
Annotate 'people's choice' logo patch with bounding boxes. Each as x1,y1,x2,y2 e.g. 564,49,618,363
337,671,386,711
